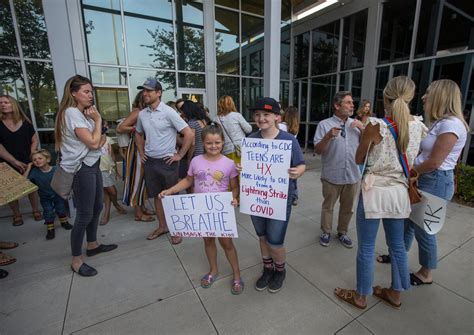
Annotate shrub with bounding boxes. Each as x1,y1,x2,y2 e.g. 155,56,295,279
456,163,474,203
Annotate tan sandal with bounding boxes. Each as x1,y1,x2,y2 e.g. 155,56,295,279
0,252,17,266
373,286,401,309
334,288,367,309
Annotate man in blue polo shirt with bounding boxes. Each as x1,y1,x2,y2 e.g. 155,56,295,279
314,91,364,248
135,78,193,244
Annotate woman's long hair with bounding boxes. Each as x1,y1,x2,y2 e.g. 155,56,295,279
181,100,210,124
356,99,371,119
383,76,415,153
0,95,31,124
54,75,92,151
132,90,145,111
217,95,237,116
425,79,469,131
282,106,300,135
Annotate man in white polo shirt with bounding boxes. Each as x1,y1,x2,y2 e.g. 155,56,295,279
314,91,364,248
135,78,193,244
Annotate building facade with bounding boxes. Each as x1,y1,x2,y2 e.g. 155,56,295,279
0,0,472,163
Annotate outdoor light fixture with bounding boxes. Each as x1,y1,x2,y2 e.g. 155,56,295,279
295,0,339,20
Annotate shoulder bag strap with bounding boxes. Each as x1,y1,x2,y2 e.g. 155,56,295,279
218,117,238,151
383,117,410,178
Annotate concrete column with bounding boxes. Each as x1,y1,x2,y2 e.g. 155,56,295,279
43,0,87,100
203,0,218,119
360,0,382,103
263,0,281,99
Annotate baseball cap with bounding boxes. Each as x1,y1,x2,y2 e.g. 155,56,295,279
137,78,162,91
248,97,281,114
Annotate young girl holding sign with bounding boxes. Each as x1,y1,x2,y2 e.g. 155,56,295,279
160,123,244,295
244,97,306,293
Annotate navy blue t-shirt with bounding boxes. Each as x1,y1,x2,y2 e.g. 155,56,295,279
28,166,57,198
247,130,305,196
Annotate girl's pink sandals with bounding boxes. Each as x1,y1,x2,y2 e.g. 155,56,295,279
231,279,244,295
201,273,218,288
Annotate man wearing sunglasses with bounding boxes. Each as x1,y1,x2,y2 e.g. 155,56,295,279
313,91,364,248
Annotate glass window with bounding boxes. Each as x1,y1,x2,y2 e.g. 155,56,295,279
217,75,240,114
95,88,130,123
312,21,340,76
178,73,205,89
437,5,473,55
242,78,263,120
310,75,336,122
411,60,433,115
175,1,205,71
341,10,367,70
415,0,437,58
293,82,299,111
300,80,308,121
282,0,292,22
215,8,239,75
280,27,291,80
242,14,264,77
378,1,415,64
294,32,310,78
123,0,172,19
280,81,290,109
0,0,18,56
393,63,409,77
129,69,177,104
215,0,238,10
14,0,51,60
352,70,363,105
82,0,120,10
83,9,125,65
90,66,127,85
25,61,58,128
0,59,31,119
242,0,264,16
339,72,348,91
374,66,389,117
447,0,473,17
37,131,57,162
125,16,174,69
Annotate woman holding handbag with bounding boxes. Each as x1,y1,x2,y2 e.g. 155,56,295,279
334,76,426,309
404,80,469,286
217,95,252,166
55,75,117,277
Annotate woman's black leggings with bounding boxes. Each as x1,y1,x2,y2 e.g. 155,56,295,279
70,160,103,256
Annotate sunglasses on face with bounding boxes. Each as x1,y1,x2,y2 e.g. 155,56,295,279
340,123,346,138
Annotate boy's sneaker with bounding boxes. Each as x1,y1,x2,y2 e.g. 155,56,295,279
46,229,55,240
255,267,274,291
268,269,286,293
319,232,331,247
338,233,353,248
61,222,73,230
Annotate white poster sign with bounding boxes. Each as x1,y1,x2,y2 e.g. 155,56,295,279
239,137,292,221
409,191,447,235
162,192,238,238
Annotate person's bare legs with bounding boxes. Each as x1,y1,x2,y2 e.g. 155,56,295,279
71,241,100,271
28,191,40,213
218,238,241,281
259,238,285,264
101,190,111,224
203,237,218,276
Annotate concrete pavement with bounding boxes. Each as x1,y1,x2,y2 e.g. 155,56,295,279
1,153,473,334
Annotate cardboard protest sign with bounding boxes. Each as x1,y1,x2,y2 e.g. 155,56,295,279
239,137,292,221
162,192,238,238
409,191,447,235
0,163,38,206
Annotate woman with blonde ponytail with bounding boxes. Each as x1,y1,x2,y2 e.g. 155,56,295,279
404,79,468,286
334,76,427,310
55,75,117,277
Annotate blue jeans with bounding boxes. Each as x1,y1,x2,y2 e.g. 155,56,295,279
356,196,410,295
40,193,67,222
251,198,293,248
71,161,103,257
404,169,454,270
